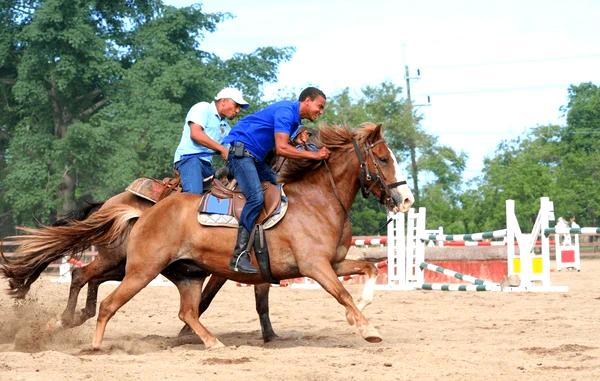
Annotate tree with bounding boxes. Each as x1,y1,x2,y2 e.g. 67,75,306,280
555,82,600,225
0,0,292,230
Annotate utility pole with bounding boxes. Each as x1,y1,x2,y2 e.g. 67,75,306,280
404,65,420,206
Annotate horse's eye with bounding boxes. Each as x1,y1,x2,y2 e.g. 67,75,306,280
377,156,388,163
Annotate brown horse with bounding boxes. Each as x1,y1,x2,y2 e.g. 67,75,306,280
2,122,413,349
90,122,413,348
1,190,279,342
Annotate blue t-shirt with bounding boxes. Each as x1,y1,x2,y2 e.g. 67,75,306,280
173,101,230,163
223,100,301,161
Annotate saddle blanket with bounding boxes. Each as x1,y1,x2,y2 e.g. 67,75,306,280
197,190,288,230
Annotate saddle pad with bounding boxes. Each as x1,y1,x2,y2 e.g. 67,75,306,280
199,194,233,215
197,191,288,229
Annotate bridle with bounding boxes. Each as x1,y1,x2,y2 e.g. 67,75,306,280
324,138,407,217
352,139,406,208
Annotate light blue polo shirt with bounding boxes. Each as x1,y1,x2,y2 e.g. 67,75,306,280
173,101,230,163
223,100,301,161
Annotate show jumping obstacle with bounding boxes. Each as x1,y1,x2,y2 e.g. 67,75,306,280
292,197,573,292
50,197,595,293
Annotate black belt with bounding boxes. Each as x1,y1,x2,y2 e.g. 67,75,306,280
229,144,256,160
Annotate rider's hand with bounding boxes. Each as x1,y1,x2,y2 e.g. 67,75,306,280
221,148,229,161
315,147,330,160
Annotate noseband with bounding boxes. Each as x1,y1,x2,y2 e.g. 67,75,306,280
351,139,406,207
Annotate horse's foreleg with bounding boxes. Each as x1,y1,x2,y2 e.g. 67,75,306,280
300,259,382,343
254,283,278,342
332,259,378,311
174,278,224,349
93,269,160,350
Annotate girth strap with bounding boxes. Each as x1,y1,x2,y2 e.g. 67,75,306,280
252,224,279,284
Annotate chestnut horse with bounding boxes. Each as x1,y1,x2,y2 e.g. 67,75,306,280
91,122,413,348
2,190,278,342
2,122,413,349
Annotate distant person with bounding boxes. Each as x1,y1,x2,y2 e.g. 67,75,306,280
570,216,580,229
173,88,249,194
556,217,571,245
223,87,331,273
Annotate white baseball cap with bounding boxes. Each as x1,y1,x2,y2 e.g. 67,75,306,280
215,87,249,109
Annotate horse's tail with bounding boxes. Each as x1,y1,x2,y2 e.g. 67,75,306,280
52,201,105,227
0,204,142,298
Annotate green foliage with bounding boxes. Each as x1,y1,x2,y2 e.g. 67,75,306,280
460,83,600,231
0,0,291,228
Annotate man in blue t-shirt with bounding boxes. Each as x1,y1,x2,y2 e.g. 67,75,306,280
173,88,249,194
223,87,331,273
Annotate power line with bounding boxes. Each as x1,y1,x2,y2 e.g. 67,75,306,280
422,53,600,70
427,82,600,96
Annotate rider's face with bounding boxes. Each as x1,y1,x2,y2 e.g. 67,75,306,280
219,99,242,119
300,96,326,122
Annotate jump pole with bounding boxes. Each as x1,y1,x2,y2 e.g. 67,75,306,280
419,262,499,287
420,283,499,291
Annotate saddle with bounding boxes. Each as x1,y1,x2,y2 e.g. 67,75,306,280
125,175,182,203
198,179,284,227
126,175,282,283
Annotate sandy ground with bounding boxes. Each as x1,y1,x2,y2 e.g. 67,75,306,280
1,258,600,381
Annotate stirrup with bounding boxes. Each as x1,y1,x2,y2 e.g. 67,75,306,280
230,250,258,274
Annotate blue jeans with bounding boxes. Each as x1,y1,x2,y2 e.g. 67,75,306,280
228,156,277,231
174,157,214,195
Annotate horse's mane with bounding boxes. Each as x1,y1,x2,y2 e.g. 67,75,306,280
278,122,379,184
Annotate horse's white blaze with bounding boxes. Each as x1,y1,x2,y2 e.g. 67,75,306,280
388,148,415,212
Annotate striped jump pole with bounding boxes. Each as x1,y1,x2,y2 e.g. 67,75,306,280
419,262,499,287
544,227,600,236
420,283,499,291
421,229,507,242
352,237,388,246
440,241,507,247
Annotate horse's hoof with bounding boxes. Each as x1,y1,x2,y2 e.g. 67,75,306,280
263,333,279,343
46,318,62,333
358,325,382,343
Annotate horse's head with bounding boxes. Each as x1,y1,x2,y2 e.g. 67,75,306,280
353,123,414,213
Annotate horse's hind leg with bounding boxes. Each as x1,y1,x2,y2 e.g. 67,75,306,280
178,274,226,337
254,283,278,342
60,256,125,328
332,259,378,311
178,277,277,343
299,258,382,343
174,278,224,349
75,265,126,326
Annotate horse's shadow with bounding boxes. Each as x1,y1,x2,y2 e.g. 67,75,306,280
150,328,361,350
75,327,365,355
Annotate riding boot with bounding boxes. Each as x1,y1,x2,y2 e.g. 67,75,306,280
229,226,258,274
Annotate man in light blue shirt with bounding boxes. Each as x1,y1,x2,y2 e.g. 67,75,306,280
173,88,249,194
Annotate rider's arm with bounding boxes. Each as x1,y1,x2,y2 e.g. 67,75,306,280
189,122,229,160
274,132,329,160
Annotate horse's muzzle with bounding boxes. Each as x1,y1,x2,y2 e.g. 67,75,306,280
390,188,414,213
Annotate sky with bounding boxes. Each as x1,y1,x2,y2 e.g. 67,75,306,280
165,0,600,180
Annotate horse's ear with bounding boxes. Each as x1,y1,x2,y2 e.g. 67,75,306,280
374,123,383,138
